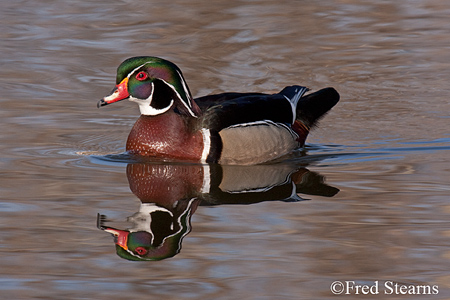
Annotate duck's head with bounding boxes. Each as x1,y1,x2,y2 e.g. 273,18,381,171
101,227,182,261
98,56,201,117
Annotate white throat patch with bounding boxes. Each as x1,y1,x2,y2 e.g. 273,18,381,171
129,82,174,116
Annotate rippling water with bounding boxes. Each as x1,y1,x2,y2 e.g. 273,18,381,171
1,0,450,299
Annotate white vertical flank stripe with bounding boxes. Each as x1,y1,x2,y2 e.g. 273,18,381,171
200,128,211,163
201,164,211,194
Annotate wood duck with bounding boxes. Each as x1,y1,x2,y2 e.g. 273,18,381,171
98,163,339,261
98,56,339,165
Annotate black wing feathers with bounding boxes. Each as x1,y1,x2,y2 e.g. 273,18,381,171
295,87,340,128
200,94,294,132
195,86,340,131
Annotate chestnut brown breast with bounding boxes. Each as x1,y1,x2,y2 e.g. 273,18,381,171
126,111,204,162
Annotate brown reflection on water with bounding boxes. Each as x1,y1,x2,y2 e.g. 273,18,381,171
98,162,338,261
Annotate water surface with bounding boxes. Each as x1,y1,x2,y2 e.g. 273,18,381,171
1,0,449,299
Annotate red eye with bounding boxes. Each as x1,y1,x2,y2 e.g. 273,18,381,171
135,247,148,255
136,71,148,81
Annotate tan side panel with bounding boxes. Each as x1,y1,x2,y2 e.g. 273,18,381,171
218,164,295,193
219,123,299,165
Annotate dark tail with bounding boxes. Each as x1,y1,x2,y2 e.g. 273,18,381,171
296,87,339,128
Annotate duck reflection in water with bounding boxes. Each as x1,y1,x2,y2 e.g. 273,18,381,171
98,163,339,261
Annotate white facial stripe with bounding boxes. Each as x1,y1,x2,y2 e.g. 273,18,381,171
176,70,193,105
160,77,197,118
175,70,198,117
127,61,153,79
129,82,175,115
